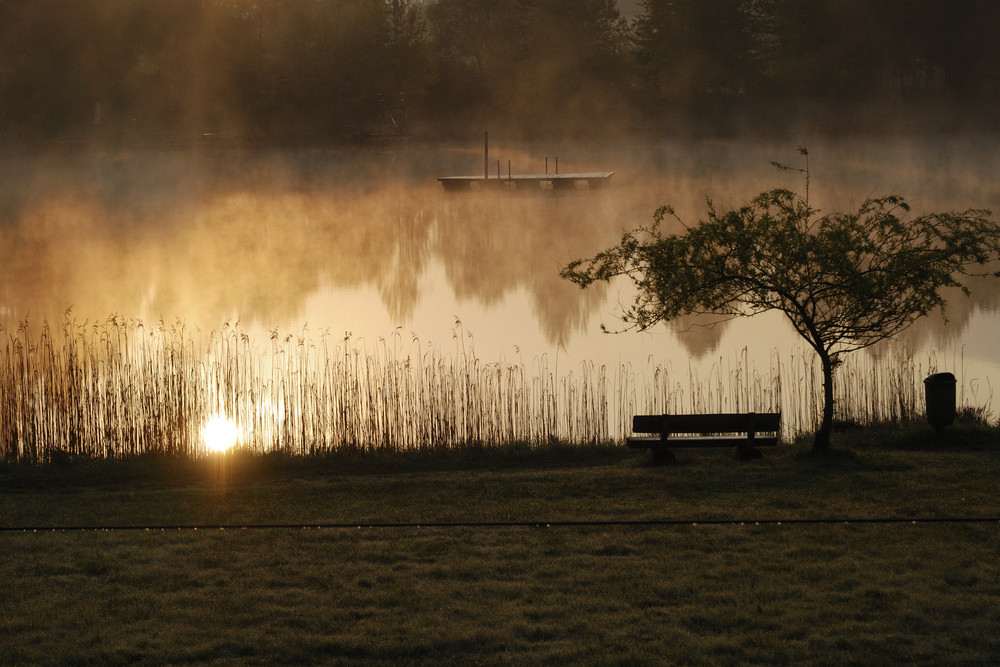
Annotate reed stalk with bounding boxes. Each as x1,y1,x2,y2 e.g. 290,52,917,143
0,316,985,462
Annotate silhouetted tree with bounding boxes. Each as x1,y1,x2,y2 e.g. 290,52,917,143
5,0,1000,141
425,0,631,131
425,0,533,124
562,150,1000,453
633,0,756,120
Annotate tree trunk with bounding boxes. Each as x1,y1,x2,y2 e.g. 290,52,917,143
812,350,835,454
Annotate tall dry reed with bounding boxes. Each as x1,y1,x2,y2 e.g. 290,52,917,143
0,316,982,462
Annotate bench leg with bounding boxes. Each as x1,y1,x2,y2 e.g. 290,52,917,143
732,446,764,461
650,448,677,466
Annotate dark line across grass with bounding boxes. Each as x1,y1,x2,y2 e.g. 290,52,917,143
7,515,1000,532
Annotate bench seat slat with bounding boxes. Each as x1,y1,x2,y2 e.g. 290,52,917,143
632,412,781,435
626,435,779,449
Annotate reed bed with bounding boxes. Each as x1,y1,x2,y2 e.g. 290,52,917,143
0,316,982,463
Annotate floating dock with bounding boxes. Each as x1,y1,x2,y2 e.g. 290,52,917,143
438,171,614,191
438,132,613,191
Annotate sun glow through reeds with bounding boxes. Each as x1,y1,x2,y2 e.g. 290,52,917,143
201,415,239,453
0,315,986,463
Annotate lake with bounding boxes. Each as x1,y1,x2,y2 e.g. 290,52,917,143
1,133,997,453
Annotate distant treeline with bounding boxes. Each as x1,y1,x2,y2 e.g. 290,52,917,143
2,0,999,143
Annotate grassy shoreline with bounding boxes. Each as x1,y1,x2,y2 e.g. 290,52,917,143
4,421,1000,664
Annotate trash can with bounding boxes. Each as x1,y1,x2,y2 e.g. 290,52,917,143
924,372,956,428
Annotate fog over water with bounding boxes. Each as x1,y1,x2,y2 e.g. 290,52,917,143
2,134,999,425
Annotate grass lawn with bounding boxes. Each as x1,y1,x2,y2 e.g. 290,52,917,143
3,421,1000,665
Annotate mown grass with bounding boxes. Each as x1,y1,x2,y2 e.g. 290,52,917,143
3,421,1000,665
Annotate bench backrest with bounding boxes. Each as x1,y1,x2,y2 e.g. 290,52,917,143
632,412,781,435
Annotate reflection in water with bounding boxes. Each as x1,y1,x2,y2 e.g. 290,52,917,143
0,148,631,346
1,136,998,439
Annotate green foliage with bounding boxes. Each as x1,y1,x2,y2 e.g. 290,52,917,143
563,151,1000,451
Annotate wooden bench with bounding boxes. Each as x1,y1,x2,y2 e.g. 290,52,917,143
626,412,781,464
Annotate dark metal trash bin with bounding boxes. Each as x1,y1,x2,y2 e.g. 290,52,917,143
924,372,956,428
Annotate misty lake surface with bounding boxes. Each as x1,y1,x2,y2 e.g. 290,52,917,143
2,134,998,434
